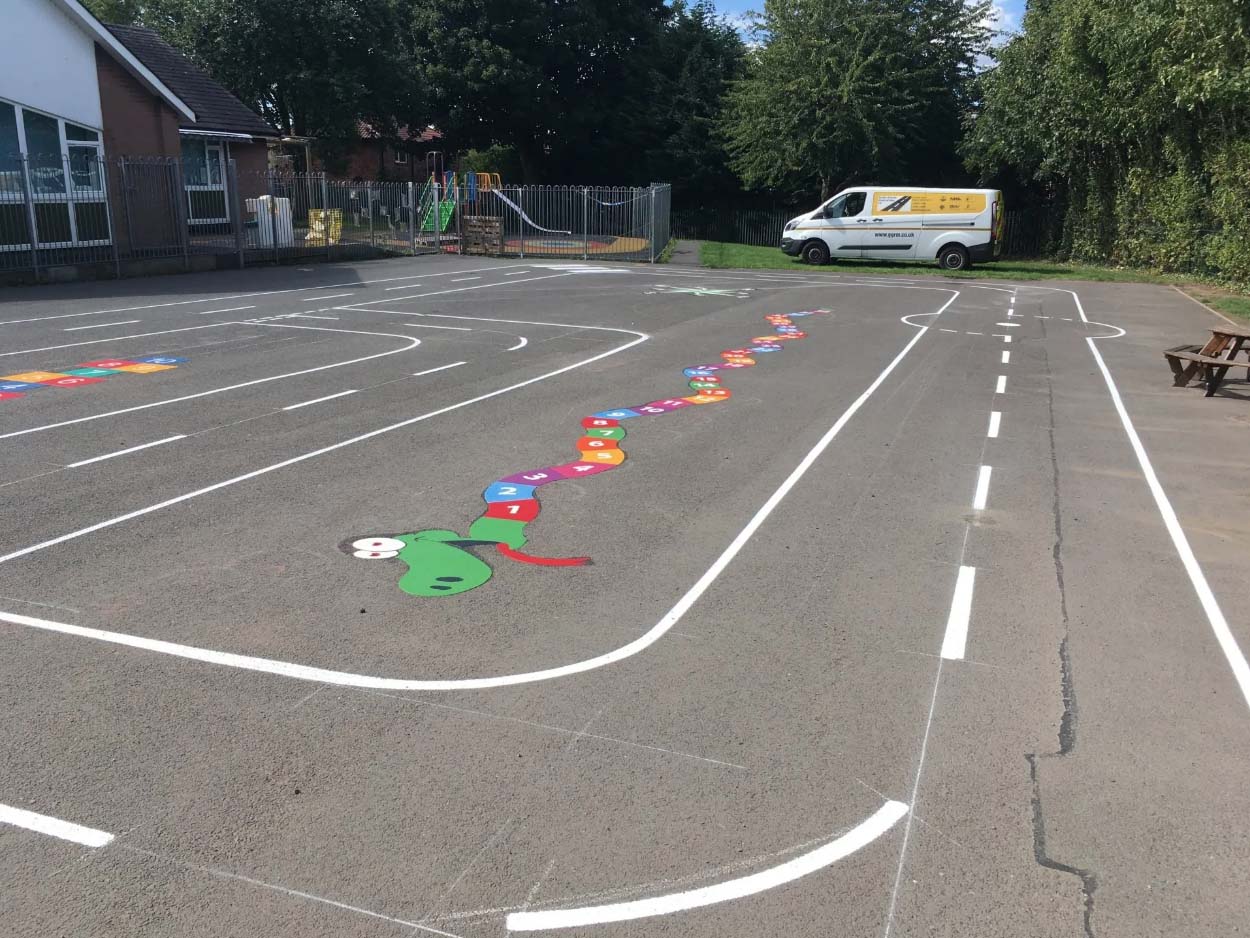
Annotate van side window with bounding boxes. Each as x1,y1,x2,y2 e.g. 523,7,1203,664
842,192,866,217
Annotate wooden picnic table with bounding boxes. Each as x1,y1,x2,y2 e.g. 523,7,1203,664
1164,324,1250,397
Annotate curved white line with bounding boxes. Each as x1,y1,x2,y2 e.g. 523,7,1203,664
506,801,908,931
0,324,422,441
0,296,949,690
507,336,528,351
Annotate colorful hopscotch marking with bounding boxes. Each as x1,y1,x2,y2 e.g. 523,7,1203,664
0,355,186,402
346,309,833,597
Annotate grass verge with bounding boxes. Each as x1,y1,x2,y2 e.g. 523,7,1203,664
699,240,1182,283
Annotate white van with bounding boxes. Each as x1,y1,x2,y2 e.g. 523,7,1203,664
780,186,1003,270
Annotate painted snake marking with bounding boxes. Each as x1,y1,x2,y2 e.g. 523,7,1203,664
346,309,830,596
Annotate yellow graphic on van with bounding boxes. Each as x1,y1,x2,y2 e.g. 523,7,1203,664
874,192,987,215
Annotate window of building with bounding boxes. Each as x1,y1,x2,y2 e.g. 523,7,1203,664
0,97,108,249
394,148,408,165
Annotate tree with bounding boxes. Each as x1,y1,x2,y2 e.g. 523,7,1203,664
722,0,989,201
408,0,668,183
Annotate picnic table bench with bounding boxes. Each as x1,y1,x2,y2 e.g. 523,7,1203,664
1164,324,1250,397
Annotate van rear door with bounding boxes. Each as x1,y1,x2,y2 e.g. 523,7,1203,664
861,191,918,259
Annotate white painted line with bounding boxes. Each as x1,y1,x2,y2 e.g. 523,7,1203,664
449,277,480,283
1009,295,1015,304
504,271,530,276
995,322,1019,327
1001,351,1010,364
972,465,993,510
283,389,358,411
304,293,352,301
1035,315,1049,319
1060,317,1072,321
995,375,1006,393
1083,327,1250,710
1001,335,1012,343
939,566,977,660
987,412,1001,438
0,294,956,690
0,804,113,848
63,320,141,332
1,325,420,441
292,314,339,320
345,272,575,305
0,322,227,359
0,266,528,326
197,305,257,315
412,361,466,377
66,435,185,468
507,336,528,351
965,331,983,336
385,284,420,290
506,801,908,931
939,328,957,333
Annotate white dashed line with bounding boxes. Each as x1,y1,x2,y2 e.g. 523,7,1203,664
66,435,186,468
412,361,467,377
987,411,1001,438
939,566,977,660
385,284,421,290
449,277,481,283
995,322,1019,328
282,389,358,411
0,804,113,848
1001,351,1010,364
940,328,958,333
305,293,352,301
995,375,1007,393
63,320,141,332
972,465,993,510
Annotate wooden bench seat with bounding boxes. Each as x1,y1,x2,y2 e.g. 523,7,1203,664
1163,347,1250,396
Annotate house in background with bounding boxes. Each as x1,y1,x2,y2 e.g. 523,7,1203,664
321,122,444,183
2,0,277,271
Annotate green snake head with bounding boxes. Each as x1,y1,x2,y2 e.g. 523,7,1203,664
347,530,494,596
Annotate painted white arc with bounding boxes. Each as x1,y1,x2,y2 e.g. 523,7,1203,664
0,804,113,848
0,298,948,691
506,801,908,931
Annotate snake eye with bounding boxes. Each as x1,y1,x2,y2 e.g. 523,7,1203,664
353,549,399,559
352,537,405,552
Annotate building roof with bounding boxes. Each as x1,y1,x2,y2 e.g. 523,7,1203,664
106,25,278,138
356,121,443,145
52,0,195,122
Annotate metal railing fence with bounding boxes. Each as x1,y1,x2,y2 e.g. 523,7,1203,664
2,155,672,279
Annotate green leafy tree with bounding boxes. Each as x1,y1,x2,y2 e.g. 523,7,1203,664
723,0,989,201
408,0,667,183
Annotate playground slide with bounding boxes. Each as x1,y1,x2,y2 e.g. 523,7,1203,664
492,189,571,235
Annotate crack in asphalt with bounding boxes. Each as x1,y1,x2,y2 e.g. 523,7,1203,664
1025,333,1097,938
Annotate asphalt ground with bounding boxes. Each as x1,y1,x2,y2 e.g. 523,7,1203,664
1,257,1247,938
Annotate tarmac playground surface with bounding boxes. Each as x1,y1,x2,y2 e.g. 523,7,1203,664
1,256,1248,937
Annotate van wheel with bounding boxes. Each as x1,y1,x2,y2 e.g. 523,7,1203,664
801,240,830,265
938,245,970,271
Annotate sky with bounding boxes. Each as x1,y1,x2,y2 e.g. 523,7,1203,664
710,0,1025,43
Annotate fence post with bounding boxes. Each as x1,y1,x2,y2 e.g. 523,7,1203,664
649,185,656,262
267,173,279,264
227,159,245,269
366,181,375,249
407,181,415,254
518,188,525,258
104,160,121,278
320,174,331,262
171,160,191,271
583,188,589,260
434,181,443,253
19,156,40,278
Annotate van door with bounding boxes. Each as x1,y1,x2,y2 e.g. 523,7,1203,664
862,191,918,259
808,189,868,259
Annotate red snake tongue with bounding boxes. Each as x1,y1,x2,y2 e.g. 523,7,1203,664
496,544,592,567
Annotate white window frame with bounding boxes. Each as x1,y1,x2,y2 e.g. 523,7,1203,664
0,96,110,252
181,137,230,225
394,147,408,165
